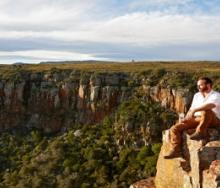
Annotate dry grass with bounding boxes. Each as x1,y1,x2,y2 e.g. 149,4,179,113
1,61,220,73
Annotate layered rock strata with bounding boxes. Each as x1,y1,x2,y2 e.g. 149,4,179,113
142,85,193,114
0,70,193,133
0,71,133,132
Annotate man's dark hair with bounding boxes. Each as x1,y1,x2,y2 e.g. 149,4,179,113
198,77,213,86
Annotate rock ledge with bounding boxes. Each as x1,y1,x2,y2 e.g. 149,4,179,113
155,128,220,188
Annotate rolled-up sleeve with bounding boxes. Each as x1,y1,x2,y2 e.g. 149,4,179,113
205,93,220,107
189,94,197,110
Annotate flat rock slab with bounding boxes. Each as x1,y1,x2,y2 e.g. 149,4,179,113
155,128,220,188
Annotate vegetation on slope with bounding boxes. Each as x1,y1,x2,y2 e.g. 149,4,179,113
1,61,220,74
2,63,220,91
0,97,176,188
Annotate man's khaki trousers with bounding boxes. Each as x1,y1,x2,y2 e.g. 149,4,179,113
169,110,220,151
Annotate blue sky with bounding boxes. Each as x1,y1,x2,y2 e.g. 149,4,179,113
0,0,220,64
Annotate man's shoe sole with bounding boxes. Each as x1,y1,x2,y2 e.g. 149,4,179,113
163,152,182,159
190,133,206,140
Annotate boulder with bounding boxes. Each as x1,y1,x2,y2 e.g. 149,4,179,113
130,177,155,188
155,128,220,188
74,130,82,137
203,160,220,188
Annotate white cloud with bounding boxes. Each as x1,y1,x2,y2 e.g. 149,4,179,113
1,0,219,46
0,50,103,64
0,0,98,31
0,0,220,62
1,12,220,46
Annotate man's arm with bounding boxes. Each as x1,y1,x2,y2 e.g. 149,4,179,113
186,103,216,119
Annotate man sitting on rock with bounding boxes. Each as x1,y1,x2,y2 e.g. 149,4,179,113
164,77,220,159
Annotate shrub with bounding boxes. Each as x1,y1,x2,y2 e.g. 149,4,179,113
136,146,153,165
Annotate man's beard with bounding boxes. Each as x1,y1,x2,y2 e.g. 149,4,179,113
199,86,208,92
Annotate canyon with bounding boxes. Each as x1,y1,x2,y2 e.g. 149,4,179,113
0,68,193,133
3,65,219,187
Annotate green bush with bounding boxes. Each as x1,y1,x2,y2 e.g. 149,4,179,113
136,146,153,165
144,155,158,176
0,94,170,187
152,143,162,155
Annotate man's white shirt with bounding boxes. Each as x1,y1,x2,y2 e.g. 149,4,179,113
190,90,220,119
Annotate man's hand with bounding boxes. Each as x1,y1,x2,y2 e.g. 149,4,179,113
185,109,196,119
180,115,194,124
185,103,215,121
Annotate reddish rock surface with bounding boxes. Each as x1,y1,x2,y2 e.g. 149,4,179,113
0,71,193,133
0,72,135,132
142,85,193,114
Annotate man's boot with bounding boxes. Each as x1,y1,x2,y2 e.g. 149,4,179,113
163,148,182,159
190,131,208,140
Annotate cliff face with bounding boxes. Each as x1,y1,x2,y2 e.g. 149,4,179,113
142,85,193,114
155,129,220,188
0,71,131,132
0,69,193,133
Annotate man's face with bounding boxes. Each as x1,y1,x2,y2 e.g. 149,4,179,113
197,79,209,92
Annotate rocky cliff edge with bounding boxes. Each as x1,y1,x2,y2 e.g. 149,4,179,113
155,128,220,188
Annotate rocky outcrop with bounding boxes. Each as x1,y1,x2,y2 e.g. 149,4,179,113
155,128,220,188
142,85,193,114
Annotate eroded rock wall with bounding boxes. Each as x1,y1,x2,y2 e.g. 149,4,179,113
0,71,133,132
142,85,193,114
0,70,193,133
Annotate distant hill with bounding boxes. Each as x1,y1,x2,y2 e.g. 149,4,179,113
13,62,25,65
39,60,117,64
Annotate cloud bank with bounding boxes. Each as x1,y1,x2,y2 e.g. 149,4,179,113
0,0,220,63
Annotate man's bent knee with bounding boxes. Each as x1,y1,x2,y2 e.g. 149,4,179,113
200,110,214,118
170,122,184,132
200,110,215,121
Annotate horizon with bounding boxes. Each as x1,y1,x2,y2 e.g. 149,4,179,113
2,60,220,66
1,0,220,64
